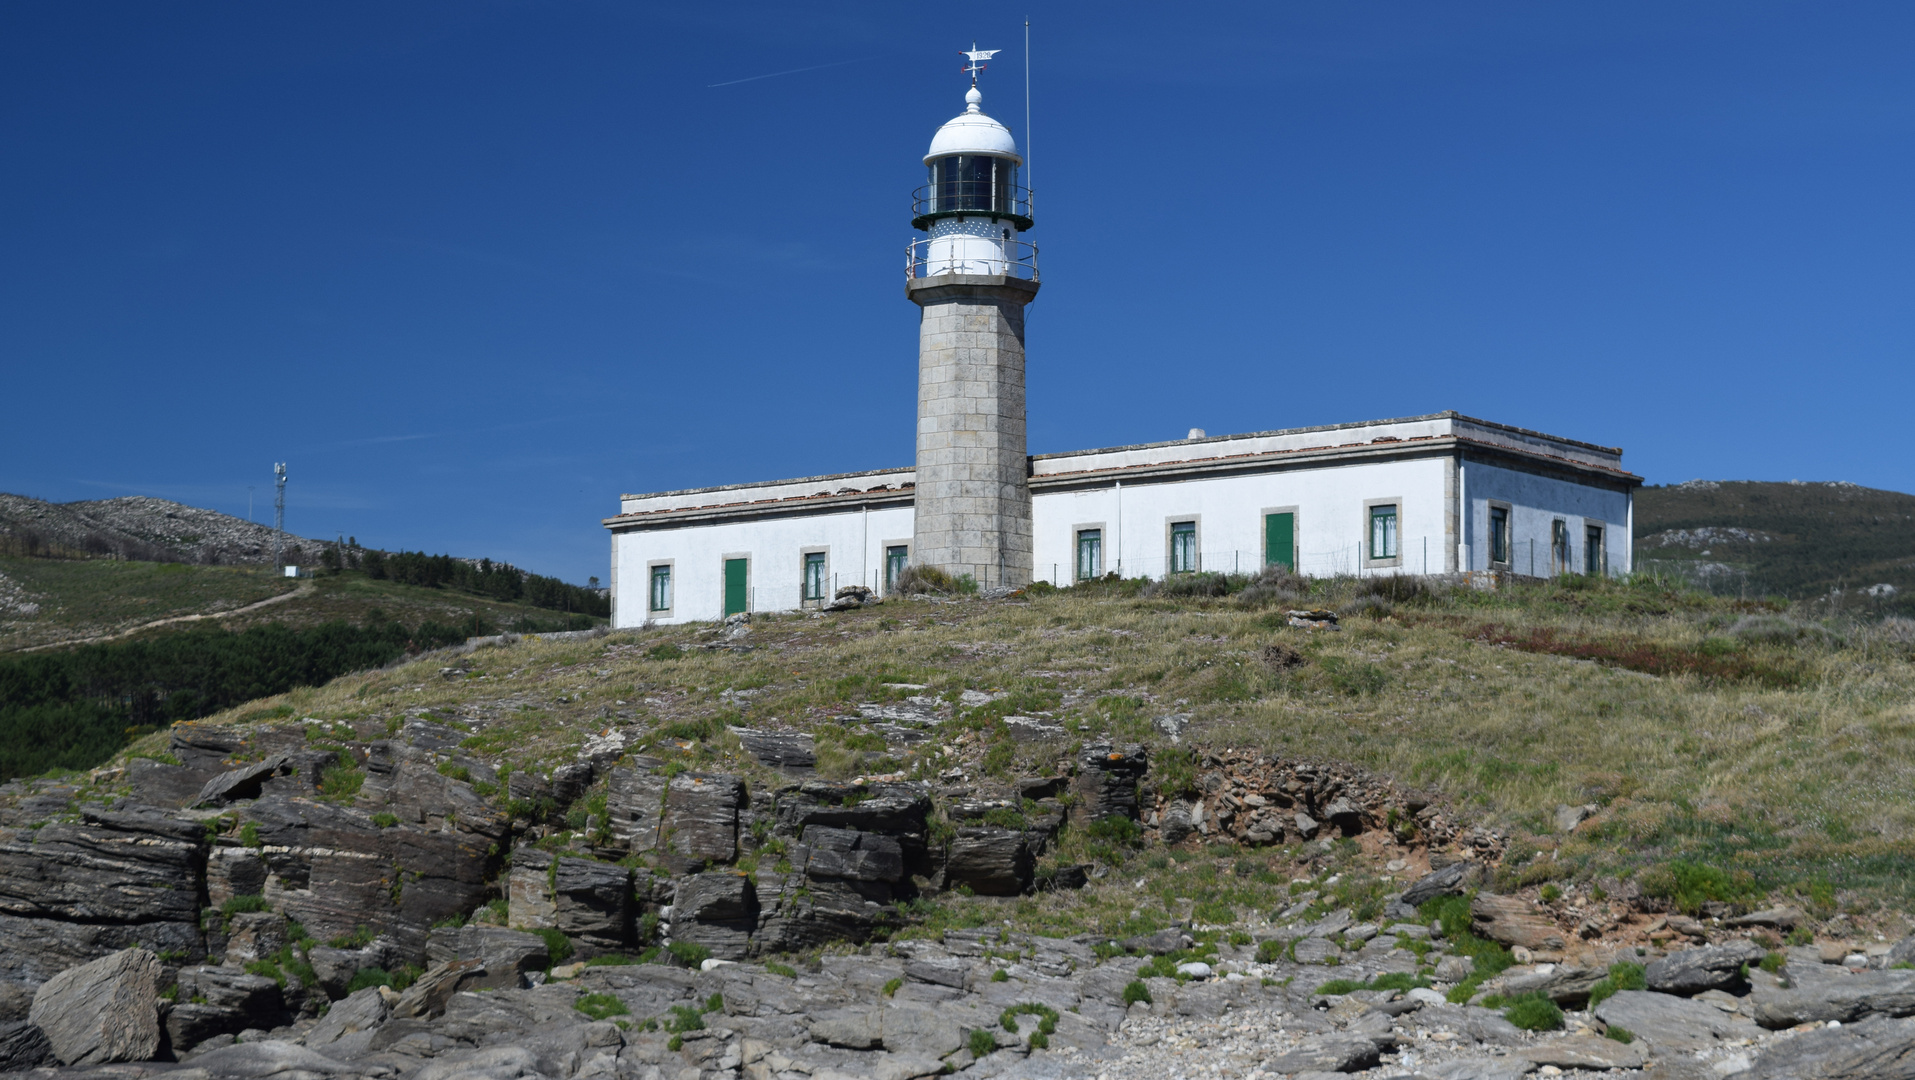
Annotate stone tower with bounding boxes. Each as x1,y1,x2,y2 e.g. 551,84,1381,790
907,75,1039,588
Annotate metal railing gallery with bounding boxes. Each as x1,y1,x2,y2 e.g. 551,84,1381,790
905,236,1040,282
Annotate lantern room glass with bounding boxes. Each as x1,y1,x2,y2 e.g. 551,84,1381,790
929,155,1016,215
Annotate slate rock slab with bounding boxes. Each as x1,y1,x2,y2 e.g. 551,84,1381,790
946,827,1033,896
1470,892,1566,952
1070,744,1147,827
804,826,905,882
1498,963,1606,1006
1519,1033,1649,1069
0,1021,54,1071
1400,863,1472,908
1261,1032,1381,1074
187,1039,360,1077
28,947,161,1065
1647,940,1769,996
1594,989,1764,1053
1753,968,1915,1028
1746,1014,1915,1080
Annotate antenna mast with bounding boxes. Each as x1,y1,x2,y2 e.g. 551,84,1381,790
1025,19,1032,197
272,463,288,569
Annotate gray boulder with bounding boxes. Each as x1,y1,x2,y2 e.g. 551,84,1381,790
1400,863,1472,908
186,1039,359,1077
1069,744,1147,826
447,926,550,990
658,771,747,870
28,947,162,1065
945,827,1033,896
510,850,632,951
306,941,398,1000
191,754,293,808
1752,968,1915,1028
391,957,484,1020
1470,892,1566,952
1123,929,1193,955
672,871,759,961
175,965,286,1031
1594,989,1764,1053
1647,940,1769,995
803,826,904,882
304,986,392,1050
1747,1014,1915,1079
1261,1032,1380,1073
0,1022,54,1070
1498,963,1606,1006
1518,1034,1648,1070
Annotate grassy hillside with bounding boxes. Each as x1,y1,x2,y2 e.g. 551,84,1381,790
1636,480,1915,615
0,558,600,653
91,571,1915,925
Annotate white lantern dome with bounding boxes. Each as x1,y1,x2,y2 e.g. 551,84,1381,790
925,87,1021,165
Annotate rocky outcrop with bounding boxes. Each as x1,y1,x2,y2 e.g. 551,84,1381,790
1470,892,1567,952
671,872,757,961
0,1022,54,1070
1647,940,1769,996
1072,743,1147,825
1747,1014,1915,1079
945,827,1033,896
1752,966,1915,1027
28,947,161,1065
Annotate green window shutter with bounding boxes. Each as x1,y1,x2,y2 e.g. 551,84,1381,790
1264,513,1294,570
723,559,748,616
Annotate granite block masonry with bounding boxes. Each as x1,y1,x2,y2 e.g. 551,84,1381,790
908,273,1039,588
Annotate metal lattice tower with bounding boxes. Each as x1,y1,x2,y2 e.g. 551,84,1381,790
272,463,288,569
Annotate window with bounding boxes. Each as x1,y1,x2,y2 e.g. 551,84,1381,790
1585,525,1605,576
1076,529,1102,580
1369,505,1399,560
1489,506,1511,566
1551,520,1570,576
802,552,827,602
648,565,672,612
885,545,908,592
1169,521,1197,573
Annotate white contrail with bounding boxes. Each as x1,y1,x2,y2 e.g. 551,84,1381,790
707,56,872,88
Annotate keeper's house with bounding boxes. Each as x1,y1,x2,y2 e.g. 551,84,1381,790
603,71,1640,626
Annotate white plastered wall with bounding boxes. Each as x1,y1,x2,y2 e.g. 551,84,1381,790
612,505,915,626
1031,456,1454,584
1460,460,1632,577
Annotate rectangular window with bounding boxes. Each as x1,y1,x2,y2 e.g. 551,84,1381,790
802,552,827,602
885,546,908,592
648,565,672,611
1369,505,1399,560
1169,521,1197,573
1585,525,1605,576
1076,529,1102,580
1551,519,1570,575
1489,506,1510,565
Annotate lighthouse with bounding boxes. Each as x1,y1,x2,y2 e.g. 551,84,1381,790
906,53,1039,589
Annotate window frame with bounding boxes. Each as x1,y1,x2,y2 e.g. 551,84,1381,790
647,561,674,615
1362,497,1404,570
800,548,829,605
1550,519,1571,576
1487,502,1513,569
1166,517,1200,574
1073,525,1105,582
882,541,910,594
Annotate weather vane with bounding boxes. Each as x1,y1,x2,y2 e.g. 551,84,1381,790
961,42,1000,86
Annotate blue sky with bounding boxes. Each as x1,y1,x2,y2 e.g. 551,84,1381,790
4,3,1912,585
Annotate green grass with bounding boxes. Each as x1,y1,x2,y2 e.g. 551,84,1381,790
575,992,629,1020
533,928,573,966
1586,961,1647,1009
1502,992,1565,1031
0,556,295,651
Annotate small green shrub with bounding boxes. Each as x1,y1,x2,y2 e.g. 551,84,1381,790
1586,961,1647,1009
967,1027,998,1058
882,977,903,997
1503,993,1564,1031
346,967,393,993
1256,938,1289,964
244,959,285,986
991,968,1009,983
575,992,629,1020
584,954,641,968
1760,951,1788,974
239,822,262,848
436,761,472,784
371,812,400,829
764,962,798,978
1122,980,1152,1006
1540,884,1562,903
327,925,376,949
666,941,711,968
534,927,574,966
1086,816,1143,846
1605,1024,1635,1044
1787,926,1815,947
646,643,684,660
220,894,271,917
665,1003,705,1033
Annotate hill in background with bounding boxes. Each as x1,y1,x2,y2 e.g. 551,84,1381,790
1635,479,1915,616
0,492,331,565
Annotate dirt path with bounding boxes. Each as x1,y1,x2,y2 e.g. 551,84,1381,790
12,580,316,653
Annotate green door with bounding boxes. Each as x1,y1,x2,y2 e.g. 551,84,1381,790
1264,512,1295,570
723,558,748,616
